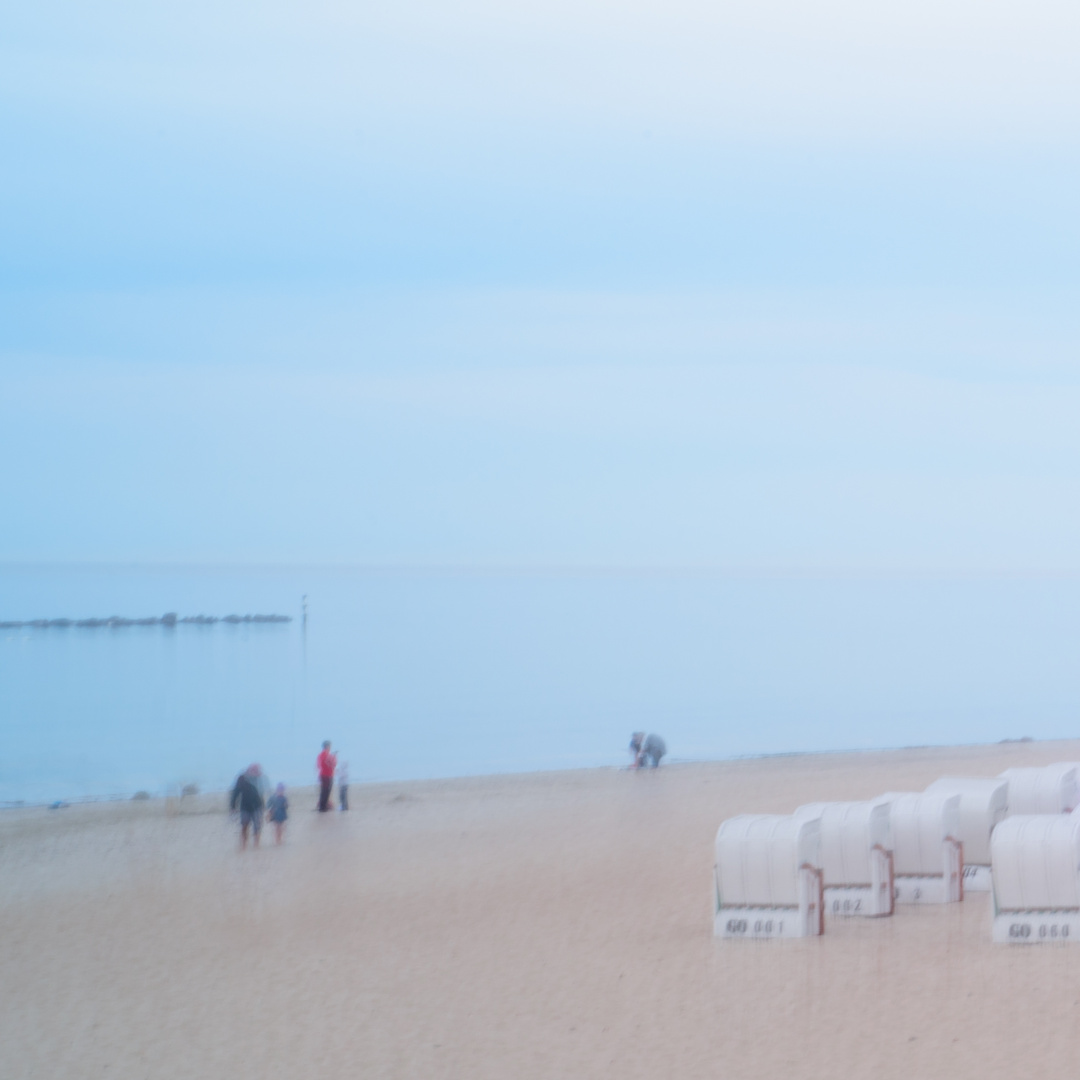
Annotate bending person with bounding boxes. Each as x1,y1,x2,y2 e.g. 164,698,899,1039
629,732,666,769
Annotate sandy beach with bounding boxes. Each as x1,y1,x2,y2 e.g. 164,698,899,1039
5,740,1080,1079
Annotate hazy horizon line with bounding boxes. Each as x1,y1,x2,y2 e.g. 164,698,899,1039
7,558,1080,580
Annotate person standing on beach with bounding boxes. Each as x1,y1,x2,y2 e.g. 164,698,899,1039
338,760,349,811
317,740,337,812
266,783,289,844
249,762,269,802
230,764,265,848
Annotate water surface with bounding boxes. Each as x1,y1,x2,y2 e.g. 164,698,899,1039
2,564,1079,803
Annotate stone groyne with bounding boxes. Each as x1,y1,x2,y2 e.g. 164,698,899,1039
0,612,292,629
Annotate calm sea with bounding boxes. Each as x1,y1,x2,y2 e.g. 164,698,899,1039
2,564,1079,804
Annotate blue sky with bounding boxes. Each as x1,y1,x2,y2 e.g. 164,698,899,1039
3,0,1080,567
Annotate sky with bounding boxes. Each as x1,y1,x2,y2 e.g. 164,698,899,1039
4,0,1080,568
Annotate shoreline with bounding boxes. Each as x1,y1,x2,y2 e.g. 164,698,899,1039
0,733,1058,812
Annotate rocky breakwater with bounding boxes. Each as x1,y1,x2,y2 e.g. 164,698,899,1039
0,612,293,629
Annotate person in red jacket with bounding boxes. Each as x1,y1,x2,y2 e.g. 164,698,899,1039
317,740,337,812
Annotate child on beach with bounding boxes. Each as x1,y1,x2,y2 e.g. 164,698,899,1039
266,783,289,844
338,761,349,811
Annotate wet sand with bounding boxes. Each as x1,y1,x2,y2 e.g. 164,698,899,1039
4,739,1080,1078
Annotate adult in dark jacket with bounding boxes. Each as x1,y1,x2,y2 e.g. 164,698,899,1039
230,764,265,848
